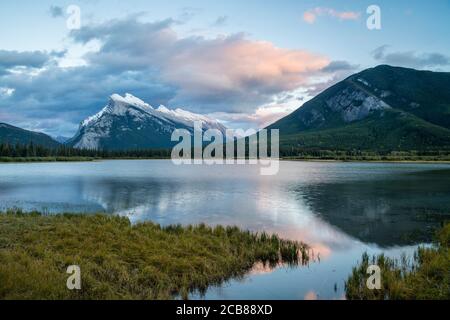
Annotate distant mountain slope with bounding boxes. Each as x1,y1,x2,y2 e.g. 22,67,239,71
68,93,227,150
268,65,450,151
0,123,60,148
53,136,70,144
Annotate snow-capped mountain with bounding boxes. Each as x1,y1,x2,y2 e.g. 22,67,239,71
67,93,227,150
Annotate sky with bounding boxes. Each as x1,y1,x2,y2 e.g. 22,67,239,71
0,0,449,137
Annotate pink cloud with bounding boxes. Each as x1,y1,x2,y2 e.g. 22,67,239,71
303,11,316,24
304,291,318,300
209,98,303,129
303,7,360,24
337,11,360,20
165,35,330,103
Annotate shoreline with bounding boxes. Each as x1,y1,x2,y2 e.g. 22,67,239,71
1,157,450,164
1,210,447,300
281,158,450,164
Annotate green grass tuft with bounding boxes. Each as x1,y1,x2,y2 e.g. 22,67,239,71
345,222,450,300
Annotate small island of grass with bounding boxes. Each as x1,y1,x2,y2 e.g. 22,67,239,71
0,210,308,300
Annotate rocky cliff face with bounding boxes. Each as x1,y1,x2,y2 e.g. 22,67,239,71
267,65,450,151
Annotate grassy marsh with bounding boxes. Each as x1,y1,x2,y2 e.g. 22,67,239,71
0,210,308,300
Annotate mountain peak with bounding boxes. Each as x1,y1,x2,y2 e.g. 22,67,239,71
156,105,170,113
109,93,153,110
69,94,227,150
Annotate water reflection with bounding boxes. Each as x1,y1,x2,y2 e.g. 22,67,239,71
1,160,449,299
1,161,449,249
296,168,450,246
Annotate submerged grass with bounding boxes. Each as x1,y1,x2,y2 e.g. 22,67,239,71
345,222,450,300
0,209,308,300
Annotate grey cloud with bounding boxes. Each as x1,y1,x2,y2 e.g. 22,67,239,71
372,45,450,69
372,45,389,60
304,75,344,97
321,60,359,73
0,64,176,136
1,17,332,136
0,50,54,69
212,16,228,27
49,5,64,18
306,60,361,97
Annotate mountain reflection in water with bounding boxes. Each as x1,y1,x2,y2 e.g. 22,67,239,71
1,160,449,299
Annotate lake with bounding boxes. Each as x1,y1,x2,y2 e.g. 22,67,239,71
1,160,449,299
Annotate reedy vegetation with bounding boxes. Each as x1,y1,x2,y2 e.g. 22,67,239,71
345,222,449,300
0,210,308,300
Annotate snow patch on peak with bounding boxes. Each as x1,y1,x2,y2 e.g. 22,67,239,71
81,105,109,127
81,93,156,128
110,93,153,110
157,105,217,124
357,78,371,87
156,105,170,113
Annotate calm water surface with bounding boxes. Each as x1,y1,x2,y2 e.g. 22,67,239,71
1,160,449,299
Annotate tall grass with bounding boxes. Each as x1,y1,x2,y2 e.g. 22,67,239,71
345,222,449,300
0,210,308,300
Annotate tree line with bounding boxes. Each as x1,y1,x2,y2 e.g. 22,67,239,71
0,142,171,158
1,141,449,160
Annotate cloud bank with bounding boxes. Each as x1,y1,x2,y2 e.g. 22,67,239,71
70,18,330,111
372,45,450,69
0,16,352,136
